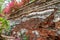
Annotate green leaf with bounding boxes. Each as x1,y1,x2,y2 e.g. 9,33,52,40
23,35,29,40
0,0,4,2
0,17,10,33
0,6,1,13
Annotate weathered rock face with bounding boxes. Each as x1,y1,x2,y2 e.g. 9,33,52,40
12,8,56,31
8,0,60,20
12,18,60,40
10,8,60,40
55,21,60,29
7,0,60,40
13,18,41,31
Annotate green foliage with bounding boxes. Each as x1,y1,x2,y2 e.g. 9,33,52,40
0,0,4,13
23,35,29,40
0,0,4,2
0,17,10,34
0,6,1,13
0,4,2,13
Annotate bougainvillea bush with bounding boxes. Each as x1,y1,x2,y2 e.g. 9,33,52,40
0,0,35,16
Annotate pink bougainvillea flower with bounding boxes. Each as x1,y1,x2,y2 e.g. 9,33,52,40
9,1,14,8
17,1,24,7
3,0,30,14
3,0,15,14
3,6,10,14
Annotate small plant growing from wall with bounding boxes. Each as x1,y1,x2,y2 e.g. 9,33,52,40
0,17,10,40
